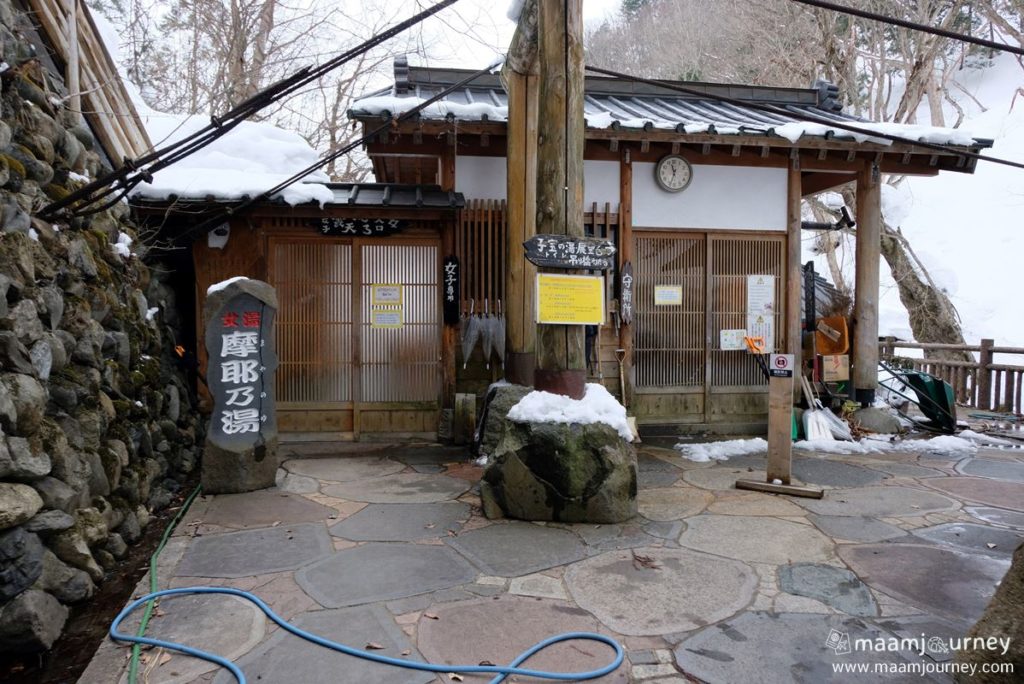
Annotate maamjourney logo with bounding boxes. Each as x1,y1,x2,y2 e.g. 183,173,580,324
825,629,1011,658
825,629,1015,678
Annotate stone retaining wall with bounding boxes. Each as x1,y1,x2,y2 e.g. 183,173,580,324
0,1,201,652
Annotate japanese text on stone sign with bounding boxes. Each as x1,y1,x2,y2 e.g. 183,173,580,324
218,309,266,435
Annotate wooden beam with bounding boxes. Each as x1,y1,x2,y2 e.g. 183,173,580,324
853,162,881,405
503,0,539,75
800,171,856,196
534,0,585,399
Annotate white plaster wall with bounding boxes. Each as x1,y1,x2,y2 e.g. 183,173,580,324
454,156,621,205
455,155,506,200
584,160,619,206
632,163,787,231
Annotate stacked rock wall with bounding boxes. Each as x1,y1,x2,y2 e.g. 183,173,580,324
0,1,201,652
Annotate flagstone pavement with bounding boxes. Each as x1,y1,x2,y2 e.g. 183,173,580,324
80,439,1024,683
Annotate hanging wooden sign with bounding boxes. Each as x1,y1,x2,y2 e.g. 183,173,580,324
619,261,634,325
315,217,409,236
443,256,460,325
523,234,616,270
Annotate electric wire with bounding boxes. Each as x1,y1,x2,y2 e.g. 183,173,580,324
788,0,1024,57
168,60,502,244
40,0,462,220
583,64,1024,171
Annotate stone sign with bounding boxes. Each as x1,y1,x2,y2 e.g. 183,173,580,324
523,234,616,270
202,278,279,493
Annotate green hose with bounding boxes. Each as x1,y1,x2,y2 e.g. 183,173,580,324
126,484,203,684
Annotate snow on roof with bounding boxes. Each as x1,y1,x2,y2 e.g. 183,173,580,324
129,113,333,205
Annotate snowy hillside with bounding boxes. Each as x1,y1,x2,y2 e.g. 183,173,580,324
805,55,1024,349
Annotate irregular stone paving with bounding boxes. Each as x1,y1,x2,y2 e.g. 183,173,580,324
322,472,470,503
912,522,1024,558
86,440,1024,684
329,502,471,542
295,543,477,607
925,476,1024,510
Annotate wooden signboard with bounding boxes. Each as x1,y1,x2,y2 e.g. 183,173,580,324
442,256,460,325
523,234,616,270
536,274,605,325
316,217,408,236
619,261,634,325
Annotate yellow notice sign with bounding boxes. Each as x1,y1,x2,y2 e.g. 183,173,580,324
536,274,605,325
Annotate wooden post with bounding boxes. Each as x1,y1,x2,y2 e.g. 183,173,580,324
766,375,794,483
503,70,538,386
978,338,994,410
533,0,586,399
787,159,803,400
618,147,633,406
66,0,80,124
853,162,881,406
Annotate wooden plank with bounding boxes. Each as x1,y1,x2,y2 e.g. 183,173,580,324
765,375,794,484
735,479,823,499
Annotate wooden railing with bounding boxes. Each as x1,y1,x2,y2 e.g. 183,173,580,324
879,338,1024,415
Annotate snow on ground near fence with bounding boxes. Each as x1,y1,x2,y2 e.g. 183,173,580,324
672,430,1018,462
508,383,632,440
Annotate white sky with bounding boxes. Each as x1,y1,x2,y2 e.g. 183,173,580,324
415,0,621,68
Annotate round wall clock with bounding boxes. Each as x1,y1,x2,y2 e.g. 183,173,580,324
655,154,693,193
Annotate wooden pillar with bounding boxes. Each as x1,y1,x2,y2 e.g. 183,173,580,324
853,162,881,406
787,159,803,398
617,147,633,406
66,0,81,124
978,338,994,410
504,70,538,386
534,0,586,399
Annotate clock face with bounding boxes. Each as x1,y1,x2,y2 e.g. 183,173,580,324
656,155,693,192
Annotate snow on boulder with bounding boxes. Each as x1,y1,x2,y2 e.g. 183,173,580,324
507,383,632,440
207,276,250,295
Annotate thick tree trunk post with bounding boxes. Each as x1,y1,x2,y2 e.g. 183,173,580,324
504,69,538,386
534,0,586,399
787,159,803,401
978,338,994,410
617,147,633,406
853,162,881,406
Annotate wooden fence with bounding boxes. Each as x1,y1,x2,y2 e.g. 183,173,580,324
879,338,1024,415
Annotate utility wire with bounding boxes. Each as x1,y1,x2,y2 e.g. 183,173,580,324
788,0,1024,57
39,0,461,220
166,61,502,244
583,64,1024,171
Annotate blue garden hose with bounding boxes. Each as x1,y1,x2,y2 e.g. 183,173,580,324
110,586,624,683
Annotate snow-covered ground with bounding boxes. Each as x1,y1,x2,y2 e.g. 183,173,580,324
807,55,1024,352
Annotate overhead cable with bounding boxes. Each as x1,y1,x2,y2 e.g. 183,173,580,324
788,0,1024,57
39,0,461,220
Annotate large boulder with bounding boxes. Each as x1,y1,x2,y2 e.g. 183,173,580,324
0,589,68,653
0,482,43,529
955,541,1024,682
1,373,47,436
482,420,638,524
33,549,94,603
475,383,532,461
0,526,44,600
